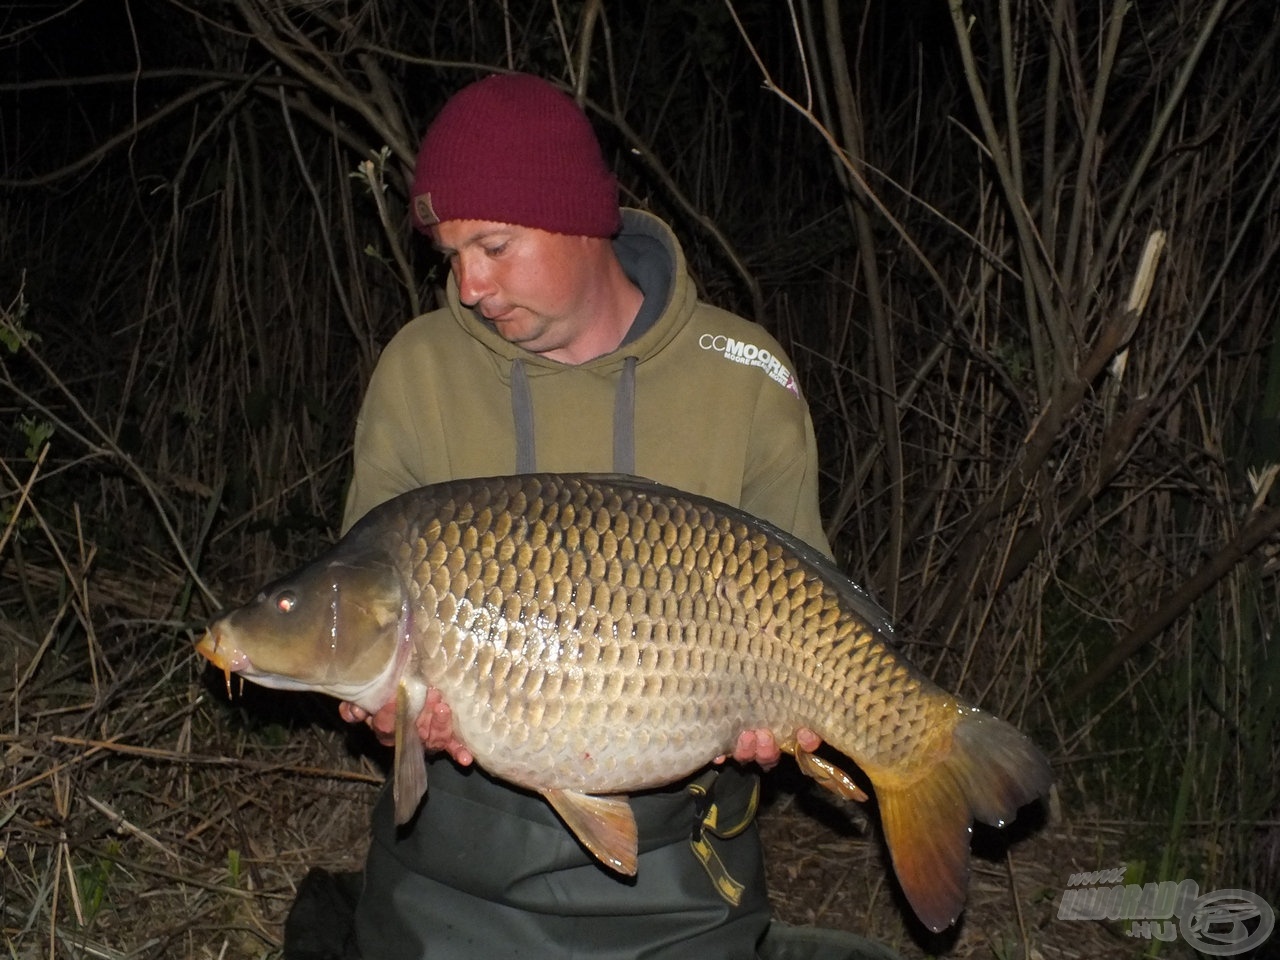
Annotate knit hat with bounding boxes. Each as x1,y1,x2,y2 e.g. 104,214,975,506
411,73,621,238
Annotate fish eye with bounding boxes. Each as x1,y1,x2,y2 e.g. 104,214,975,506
275,590,298,614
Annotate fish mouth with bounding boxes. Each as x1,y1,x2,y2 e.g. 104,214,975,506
195,629,252,697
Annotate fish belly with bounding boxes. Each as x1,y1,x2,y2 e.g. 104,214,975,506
425,623,794,794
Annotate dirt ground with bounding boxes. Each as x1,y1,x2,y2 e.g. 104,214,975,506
755,781,1179,960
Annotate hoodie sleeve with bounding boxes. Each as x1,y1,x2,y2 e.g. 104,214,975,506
341,336,429,534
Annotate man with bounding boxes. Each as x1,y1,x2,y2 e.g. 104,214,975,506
291,72,894,960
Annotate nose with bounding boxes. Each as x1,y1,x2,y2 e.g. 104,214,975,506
453,251,495,307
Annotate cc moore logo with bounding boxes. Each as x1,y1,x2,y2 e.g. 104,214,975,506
698,333,799,397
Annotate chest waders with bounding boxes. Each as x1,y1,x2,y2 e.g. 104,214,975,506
354,757,768,959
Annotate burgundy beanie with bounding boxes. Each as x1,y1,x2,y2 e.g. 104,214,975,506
411,73,621,238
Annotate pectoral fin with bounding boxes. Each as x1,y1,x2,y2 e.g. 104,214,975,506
541,788,639,875
781,738,869,802
392,679,429,824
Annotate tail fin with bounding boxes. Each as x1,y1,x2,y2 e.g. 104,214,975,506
873,708,1052,932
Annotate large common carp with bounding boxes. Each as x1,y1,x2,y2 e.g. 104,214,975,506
196,473,1051,932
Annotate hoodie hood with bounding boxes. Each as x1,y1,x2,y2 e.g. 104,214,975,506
442,208,697,380
437,208,698,476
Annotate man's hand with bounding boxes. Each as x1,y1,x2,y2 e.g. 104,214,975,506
716,727,822,771
339,688,473,766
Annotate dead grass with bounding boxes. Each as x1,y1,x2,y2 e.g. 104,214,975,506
1,623,379,957
0,628,1170,959
759,801,1168,960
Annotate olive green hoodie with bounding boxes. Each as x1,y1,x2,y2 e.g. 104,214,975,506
343,208,829,557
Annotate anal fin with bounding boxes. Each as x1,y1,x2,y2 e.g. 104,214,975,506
781,738,868,802
541,789,639,875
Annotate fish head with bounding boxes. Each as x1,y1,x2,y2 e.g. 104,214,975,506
196,553,409,709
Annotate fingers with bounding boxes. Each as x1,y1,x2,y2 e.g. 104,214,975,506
415,692,453,749
415,695,474,766
796,727,821,753
422,696,474,766
750,729,782,771
369,701,398,746
338,701,367,724
449,741,475,767
338,699,396,747
720,727,825,772
342,697,822,774
730,729,780,769
340,688,471,762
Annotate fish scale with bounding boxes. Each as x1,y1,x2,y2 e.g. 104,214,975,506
415,475,929,776
196,472,1051,932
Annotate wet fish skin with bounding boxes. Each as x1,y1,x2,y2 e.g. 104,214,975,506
196,473,1052,932
200,549,407,705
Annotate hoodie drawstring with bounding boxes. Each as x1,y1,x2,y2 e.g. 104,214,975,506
511,358,537,473
510,355,637,475
612,356,637,476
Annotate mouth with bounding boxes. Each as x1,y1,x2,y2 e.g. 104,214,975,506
195,629,250,697
481,303,517,323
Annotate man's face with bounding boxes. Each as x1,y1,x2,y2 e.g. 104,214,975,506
430,219,602,359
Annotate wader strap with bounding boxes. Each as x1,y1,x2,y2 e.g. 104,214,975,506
687,769,761,907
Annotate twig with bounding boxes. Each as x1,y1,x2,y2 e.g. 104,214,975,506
0,443,47,558
1067,502,1280,699
0,81,231,189
725,0,956,316
232,0,414,168
814,0,905,608
83,794,182,863
581,93,767,322
0,281,217,611
571,0,603,102
354,149,421,321
1092,0,1233,295
1007,850,1032,956
947,0,1062,374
